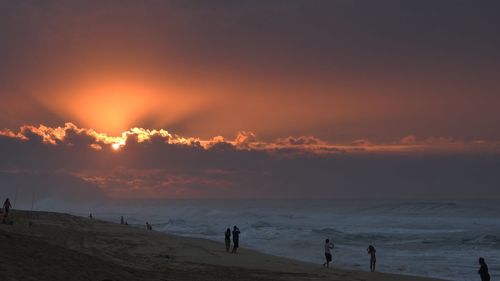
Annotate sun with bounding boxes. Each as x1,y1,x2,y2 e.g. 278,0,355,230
111,143,122,150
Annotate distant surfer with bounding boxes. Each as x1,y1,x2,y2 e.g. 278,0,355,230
478,257,490,281
367,245,376,272
323,239,334,268
225,228,231,252
232,226,240,253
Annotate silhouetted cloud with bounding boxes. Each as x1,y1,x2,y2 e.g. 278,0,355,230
1,123,500,200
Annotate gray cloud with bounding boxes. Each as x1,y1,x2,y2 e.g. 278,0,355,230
1,123,499,200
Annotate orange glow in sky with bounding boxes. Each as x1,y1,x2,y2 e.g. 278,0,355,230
36,74,209,136
0,1,498,144
68,82,156,134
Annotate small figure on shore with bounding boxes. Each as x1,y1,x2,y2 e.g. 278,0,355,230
367,245,376,272
120,216,124,225
478,257,490,281
3,198,12,219
125,220,128,225
89,213,93,220
231,226,240,253
323,238,334,268
146,221,152,230
225,228,231,252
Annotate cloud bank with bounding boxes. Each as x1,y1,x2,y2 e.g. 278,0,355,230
1,123,499,201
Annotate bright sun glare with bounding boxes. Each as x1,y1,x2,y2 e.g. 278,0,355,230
111,143,122,150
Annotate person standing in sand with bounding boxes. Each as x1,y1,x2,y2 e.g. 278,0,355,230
367,245,376,272
323,239,334,268
478,257,490,281
232,226,240,253
225,228,231,252
3,198,12,218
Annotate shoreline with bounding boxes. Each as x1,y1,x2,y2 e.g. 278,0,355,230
1,210,445,281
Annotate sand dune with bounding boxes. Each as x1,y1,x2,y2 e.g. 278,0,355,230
0,210,443,281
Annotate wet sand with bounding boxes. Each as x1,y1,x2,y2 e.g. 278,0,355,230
0,210,444,281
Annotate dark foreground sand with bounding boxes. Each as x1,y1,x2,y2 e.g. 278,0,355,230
0,210,443,281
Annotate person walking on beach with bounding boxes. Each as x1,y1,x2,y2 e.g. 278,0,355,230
367,245,376,272
2,198,12,224
120,216,124,225
478,257,490,281
232,226,240,253
225,228,231,252
323,239,334,268
3,198,11,218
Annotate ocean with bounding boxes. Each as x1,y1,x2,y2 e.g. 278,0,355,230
39,199,499,281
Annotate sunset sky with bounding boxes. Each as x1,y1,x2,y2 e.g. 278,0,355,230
1,1,499,200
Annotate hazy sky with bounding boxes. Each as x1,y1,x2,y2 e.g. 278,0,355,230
0,1,499,200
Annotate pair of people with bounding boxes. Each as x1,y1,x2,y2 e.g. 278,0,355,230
146,221,153,230
119,216,128,225
323,239,377,272
225,226,241,253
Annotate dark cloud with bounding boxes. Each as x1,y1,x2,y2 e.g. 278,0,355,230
1,123,499,200
276,136,324,146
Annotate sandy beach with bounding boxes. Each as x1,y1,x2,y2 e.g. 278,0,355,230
0,210,444,281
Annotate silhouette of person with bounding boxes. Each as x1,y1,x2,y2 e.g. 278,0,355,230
231,226,240,253
3,198,11,218
478,257,490,281
89,213,93,220
120,216,124,225
367,245,376,272
146,222,152,230
225,228,231,252
323,239,334,268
